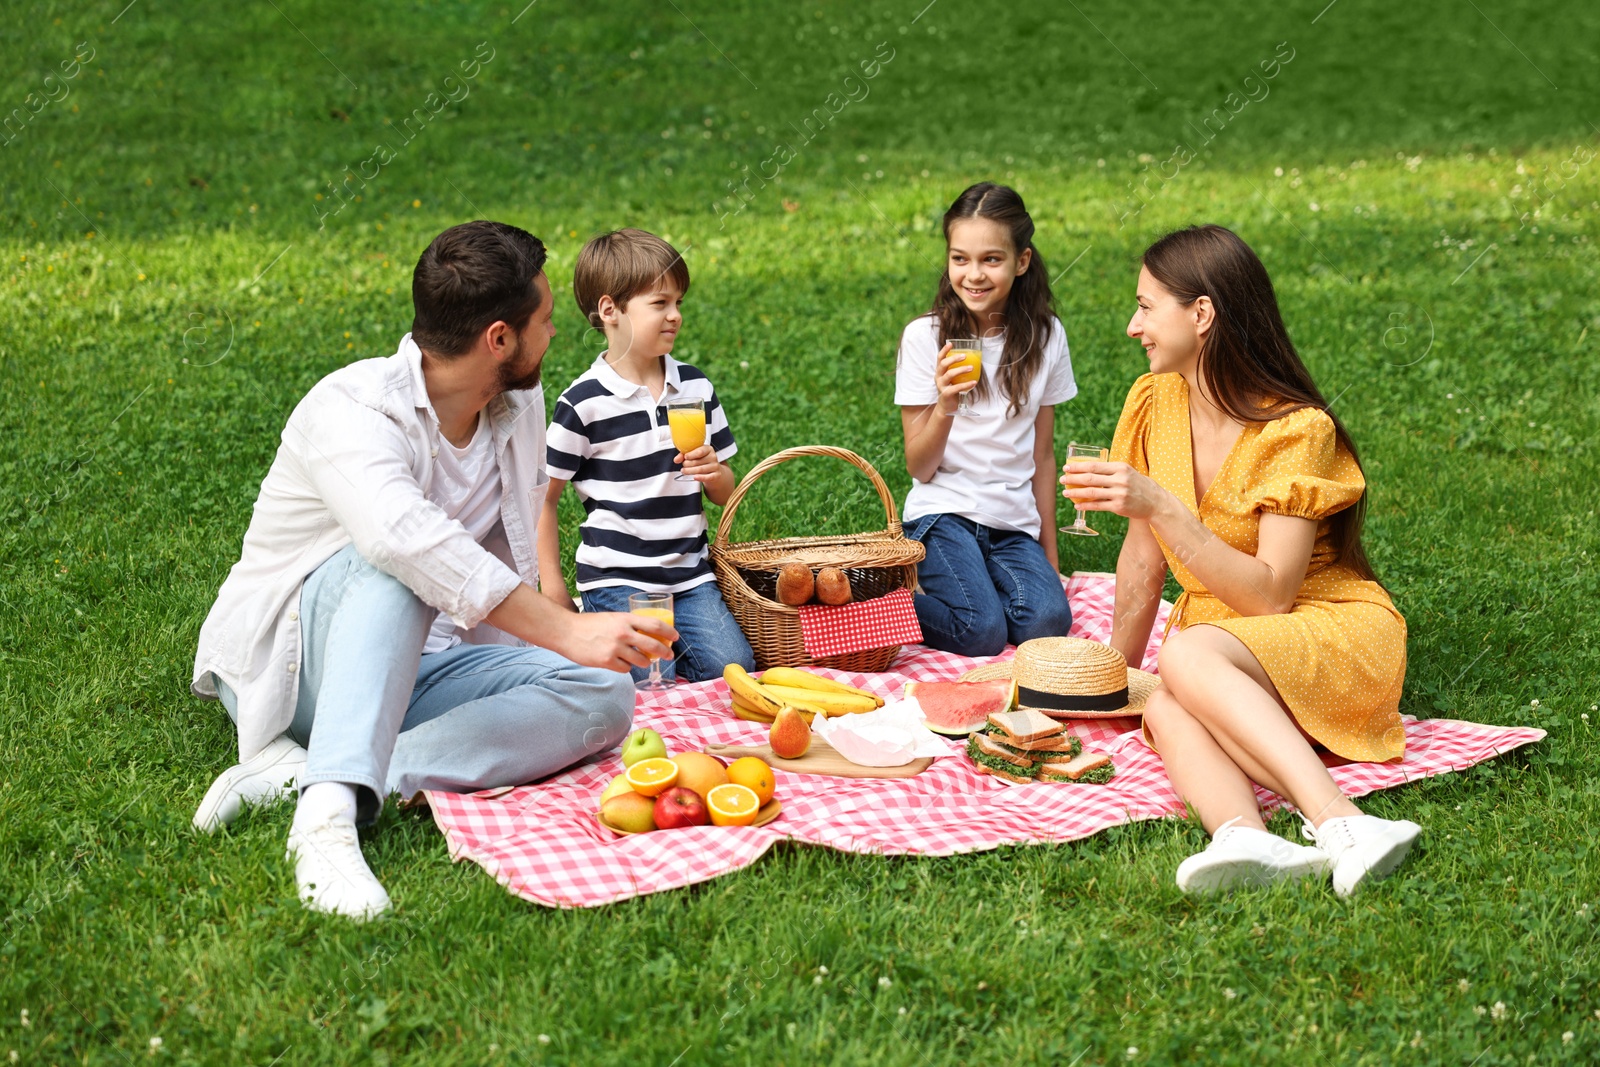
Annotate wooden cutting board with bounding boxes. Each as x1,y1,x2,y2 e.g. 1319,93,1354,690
703,736,934,779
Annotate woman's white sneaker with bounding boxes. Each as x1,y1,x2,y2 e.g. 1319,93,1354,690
1176,817,1332,894
1305,814,1420,897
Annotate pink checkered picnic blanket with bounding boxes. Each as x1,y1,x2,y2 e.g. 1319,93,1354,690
425,573,1545,908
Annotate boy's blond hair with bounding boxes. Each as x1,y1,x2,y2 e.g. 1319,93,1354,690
572,229,691,329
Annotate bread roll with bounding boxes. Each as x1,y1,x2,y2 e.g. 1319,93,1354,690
815,567,852,605
775,563,815,606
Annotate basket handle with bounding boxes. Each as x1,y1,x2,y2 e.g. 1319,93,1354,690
713,445,903,551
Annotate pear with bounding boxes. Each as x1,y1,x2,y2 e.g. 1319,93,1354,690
600,791,657,834
768,706,812,760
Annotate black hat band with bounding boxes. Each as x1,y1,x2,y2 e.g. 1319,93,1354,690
1017,685,1129,712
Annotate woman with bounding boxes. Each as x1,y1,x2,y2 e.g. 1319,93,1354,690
1062,225,1418,896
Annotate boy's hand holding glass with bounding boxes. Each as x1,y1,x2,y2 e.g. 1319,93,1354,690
675,443,720,482
666,398,708,481
933,341,981,417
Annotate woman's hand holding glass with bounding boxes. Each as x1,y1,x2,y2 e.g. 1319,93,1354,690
1059,459,1172,522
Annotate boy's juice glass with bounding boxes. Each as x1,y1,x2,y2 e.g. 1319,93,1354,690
628,591,675,690
666,398,707,481
948,339,982,416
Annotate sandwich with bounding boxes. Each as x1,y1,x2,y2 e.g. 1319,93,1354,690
986,709,1064,746
966,732,1039,785
979,723,1082,758
1035,750,1116,785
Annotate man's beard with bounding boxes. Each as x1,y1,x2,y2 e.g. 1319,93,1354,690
496,334,543,394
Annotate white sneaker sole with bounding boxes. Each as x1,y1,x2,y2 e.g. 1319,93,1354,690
1177,852,1329,895
193,739,307,833
1332,822,1420,897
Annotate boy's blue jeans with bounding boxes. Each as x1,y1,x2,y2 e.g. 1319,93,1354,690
581,579,755,685
906,514,1072,658
214,545,635,823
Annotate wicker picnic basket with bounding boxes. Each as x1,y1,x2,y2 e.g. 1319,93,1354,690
711,445,925,672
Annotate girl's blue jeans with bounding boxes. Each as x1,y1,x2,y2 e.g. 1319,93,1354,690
581,579,755,685
906,514,1072,658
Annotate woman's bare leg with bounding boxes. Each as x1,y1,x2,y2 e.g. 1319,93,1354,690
1142,686,1269,834
1157,625,1362,828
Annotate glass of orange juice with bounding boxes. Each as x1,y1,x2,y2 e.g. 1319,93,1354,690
1061,442,1110,537
628,591,675,690
666,398,707,481
947,338,983,416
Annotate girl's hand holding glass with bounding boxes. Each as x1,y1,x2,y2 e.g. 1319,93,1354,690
932,341,980,416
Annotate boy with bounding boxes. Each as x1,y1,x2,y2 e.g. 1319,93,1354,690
539,229,755,683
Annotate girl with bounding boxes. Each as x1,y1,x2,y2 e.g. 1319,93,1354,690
1066,224,1418,895
895,182,1077,657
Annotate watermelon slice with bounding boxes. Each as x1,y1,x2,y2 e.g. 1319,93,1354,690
907,679,1015,736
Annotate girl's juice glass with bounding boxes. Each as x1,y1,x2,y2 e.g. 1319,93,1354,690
948,339,982,416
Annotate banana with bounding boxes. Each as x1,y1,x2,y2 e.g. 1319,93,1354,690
758,667,885,707
731,702,775,724
759,683,878,715
724,664,830,719
725,663,784,717
730,696,815,726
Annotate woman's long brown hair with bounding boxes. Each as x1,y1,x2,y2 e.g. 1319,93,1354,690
1142,224,1380,583
932,183,1056,417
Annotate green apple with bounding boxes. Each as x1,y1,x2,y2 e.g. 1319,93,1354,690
620,727,667,767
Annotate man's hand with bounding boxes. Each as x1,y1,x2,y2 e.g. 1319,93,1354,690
485,583,677,672
562,611,677,672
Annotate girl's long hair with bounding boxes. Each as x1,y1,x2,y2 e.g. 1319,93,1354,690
1142,224,1380,583
932,182,1056,417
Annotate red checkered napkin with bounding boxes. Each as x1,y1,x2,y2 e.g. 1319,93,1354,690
796,587,922,658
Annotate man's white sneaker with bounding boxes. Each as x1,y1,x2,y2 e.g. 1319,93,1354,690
192,737,308,832
285,813,392,921
1304,814,1421,898
1176,817,1332,895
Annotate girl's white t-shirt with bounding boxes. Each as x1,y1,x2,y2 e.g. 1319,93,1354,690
893,313,1077,538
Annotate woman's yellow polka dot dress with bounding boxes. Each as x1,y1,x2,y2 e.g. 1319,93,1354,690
1111,373,1407,762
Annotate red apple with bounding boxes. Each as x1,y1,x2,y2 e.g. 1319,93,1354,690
653,786,709,829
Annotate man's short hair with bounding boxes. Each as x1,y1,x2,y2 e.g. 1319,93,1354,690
572,228,691,329
411,220,547,356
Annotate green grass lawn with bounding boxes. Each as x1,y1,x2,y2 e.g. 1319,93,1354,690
4,0,1600,1063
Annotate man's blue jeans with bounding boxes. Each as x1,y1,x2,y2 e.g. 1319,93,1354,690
216,545,635,823
906,514,1072,658
581,579,755,685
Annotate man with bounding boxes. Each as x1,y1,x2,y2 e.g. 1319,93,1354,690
191,220,674,920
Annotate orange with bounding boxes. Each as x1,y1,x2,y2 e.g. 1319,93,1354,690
725,756,775,805
707,783,761,826
625,757,679,797
671,751,730,801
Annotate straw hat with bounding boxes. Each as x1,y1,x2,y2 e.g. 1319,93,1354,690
960,637,1159,719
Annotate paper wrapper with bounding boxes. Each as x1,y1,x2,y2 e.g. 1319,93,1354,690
810,698,959,767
